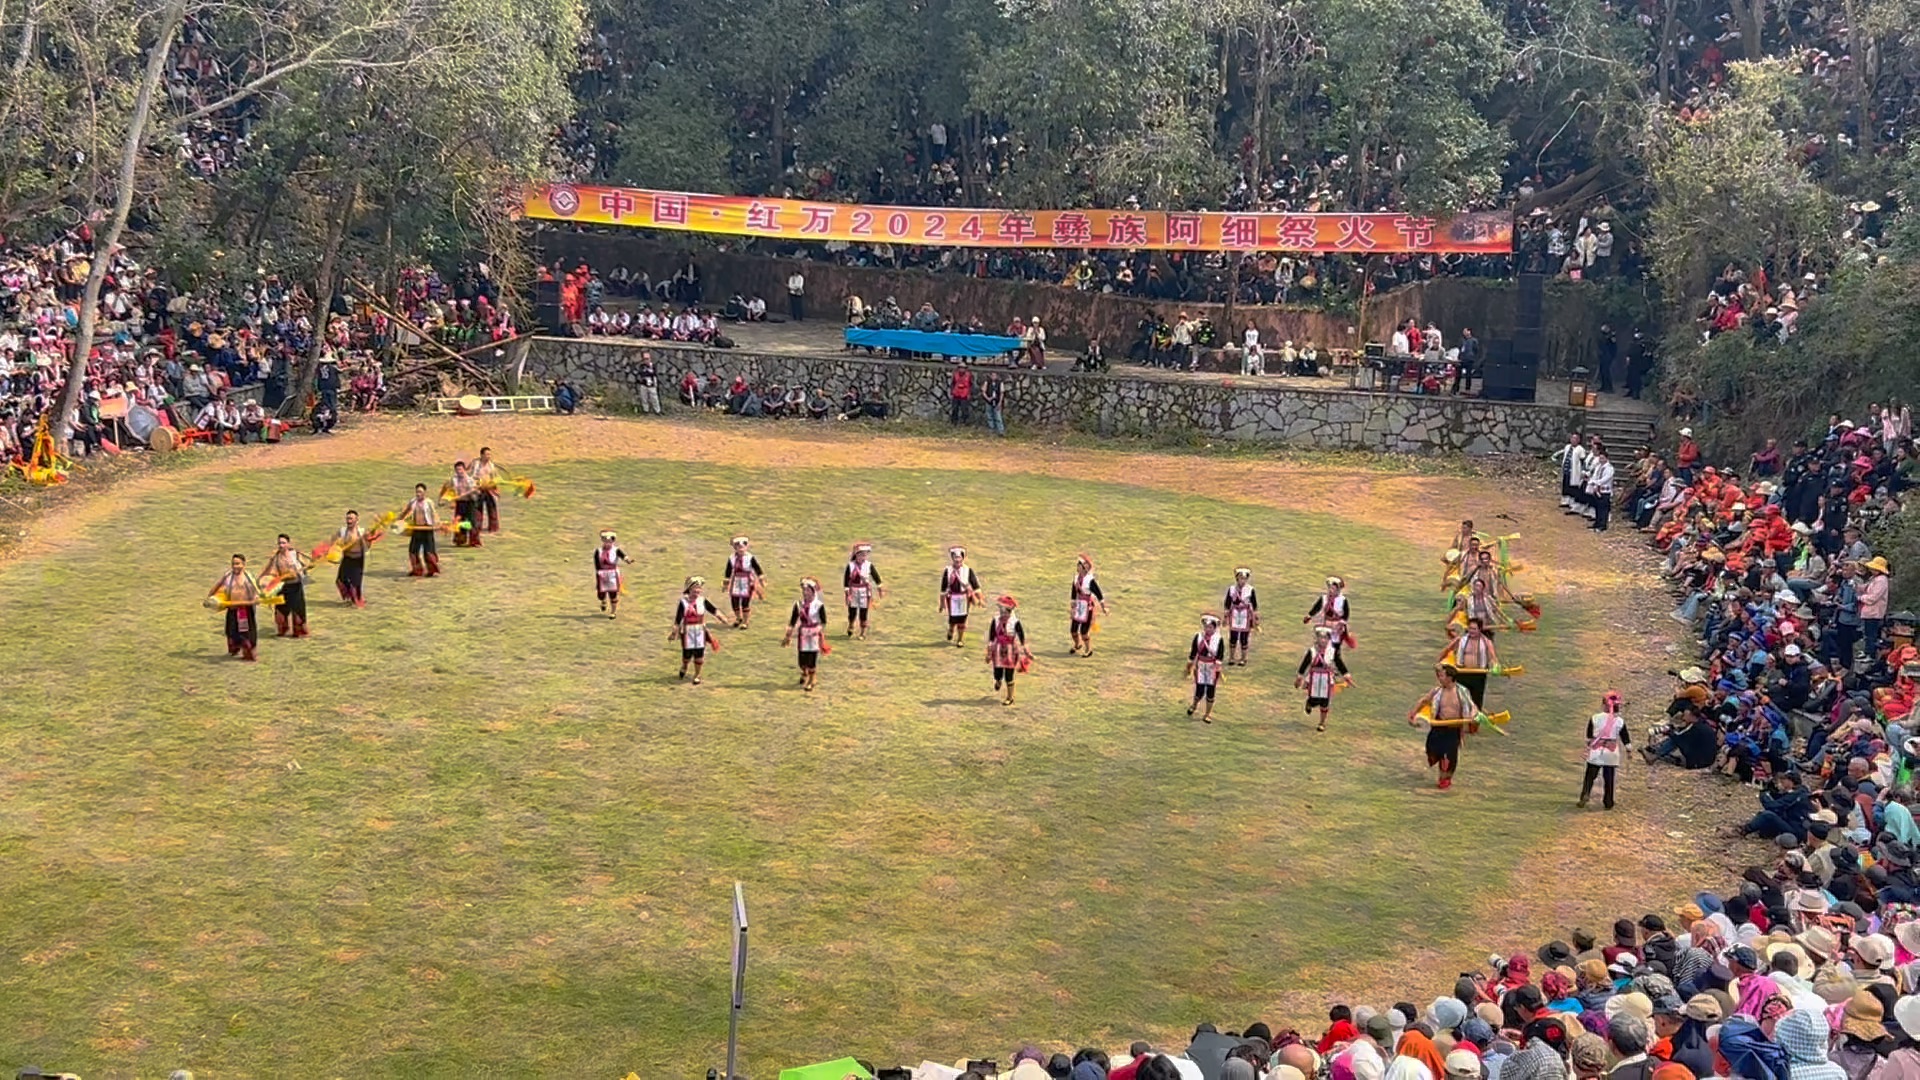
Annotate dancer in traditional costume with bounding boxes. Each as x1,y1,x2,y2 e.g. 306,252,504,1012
594,531,631,617
209,553,264,661
1304,575,1355,648
782,577,830,691
1408,664,1480,790
1579,691,1631,809
402,482,442,577
723,536,766,628
1186,613,1227,722
1223,568,1259,666
473,446,502,533
1443,534,1484,591
1438,617,1501,710
843,543,884,638
1068,553,1108,657
941,546,982,646
670,576,723,683
448,460,483,547
1295,626,1352,732
984,595,1030,705
263,533,312,638
333,509,376,607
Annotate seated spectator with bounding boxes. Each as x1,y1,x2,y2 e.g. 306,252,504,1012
239,398,266,442
807,386,830,420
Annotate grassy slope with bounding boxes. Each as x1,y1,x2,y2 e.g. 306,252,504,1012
0,460,1591,1077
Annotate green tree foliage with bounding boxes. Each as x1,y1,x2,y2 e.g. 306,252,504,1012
1646,60,1839,300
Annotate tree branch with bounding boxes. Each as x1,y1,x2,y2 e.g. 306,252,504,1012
168,23,419,126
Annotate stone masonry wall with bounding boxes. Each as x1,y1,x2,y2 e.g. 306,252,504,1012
527,337,1580,456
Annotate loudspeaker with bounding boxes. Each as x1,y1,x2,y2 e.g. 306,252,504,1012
1482,339,1539,403
1515,272,1546,329
533,280,562,331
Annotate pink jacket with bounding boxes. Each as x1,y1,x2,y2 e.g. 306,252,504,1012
1862,574,1890,620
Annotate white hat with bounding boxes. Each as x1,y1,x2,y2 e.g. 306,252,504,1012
949,546,966,558
1680,427,1694,437
1234,567,1252,578
731,535,750,546
1326,576,1344,588
1785,644,1803,658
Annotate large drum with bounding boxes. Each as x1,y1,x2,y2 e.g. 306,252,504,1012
125,403,161,444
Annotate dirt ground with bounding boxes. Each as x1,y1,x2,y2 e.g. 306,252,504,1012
5,411,1759,1028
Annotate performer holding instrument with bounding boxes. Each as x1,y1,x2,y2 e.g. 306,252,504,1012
209,553,265,661
331,508,379,608
447,461,483,548
473,446,503,533
402,482,443,578
263,534,313,638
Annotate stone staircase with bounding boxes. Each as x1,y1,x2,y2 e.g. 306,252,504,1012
1578,404,1659,451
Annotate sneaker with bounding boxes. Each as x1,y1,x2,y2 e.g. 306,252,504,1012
1438,776,1453,790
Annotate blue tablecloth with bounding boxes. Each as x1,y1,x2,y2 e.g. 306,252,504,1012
844,327,1023,358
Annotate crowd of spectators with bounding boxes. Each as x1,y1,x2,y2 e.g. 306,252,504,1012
0,223,514,462
814,875,1920,1080
1551,397,1920,858
676,365,884,422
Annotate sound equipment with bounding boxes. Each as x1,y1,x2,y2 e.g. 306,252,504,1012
1481,273,1545,402
533,279,562,331
1364,342,1386,360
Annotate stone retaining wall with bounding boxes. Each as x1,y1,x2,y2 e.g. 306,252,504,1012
528,337,1581,456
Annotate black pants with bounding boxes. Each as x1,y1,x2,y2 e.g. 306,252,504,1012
409,530,436,558
478,490,500,531
951,397,971,425
337,555,365,599
1592,493,1612,531
789,294,804,321
1580,763,1617,808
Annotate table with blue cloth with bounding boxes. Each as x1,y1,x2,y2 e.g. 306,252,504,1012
844,327,1024,359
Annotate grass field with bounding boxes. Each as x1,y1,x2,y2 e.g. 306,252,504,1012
0,422,1622,1076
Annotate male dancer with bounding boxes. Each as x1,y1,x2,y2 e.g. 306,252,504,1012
402,482,442,577
1295,625,1353,733
941,546,982,646
984,595,1030,705
1303,575,1354,648
594,531,632,617
782,577,830,691
843,543,884,638
263,533,312,638
473,446,502,533
1579,691,1632,809
449,460,483,547
1068,553,1109,657
1408,664,1480,790
1186,612,1227,721
334,508,376,607
1448,576,1503,636
671,576,723,683
1438,617,1499,711
724,536,766,628
1223,568,1259,666
210,553,264,661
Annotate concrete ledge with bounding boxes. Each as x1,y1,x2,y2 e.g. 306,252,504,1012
524,336,1580,456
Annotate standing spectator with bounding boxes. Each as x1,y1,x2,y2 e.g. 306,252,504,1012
1585,446,1616,531
1862,556,1892,660
1674,427,1700,481
1592,222,1614,279
787,269,806,322
1625,331,1653,400
950,363,973,426
636,351,661,415
1172,313,1196,370
1024,316,1047,369
982,372,1005,436
1831,563,1864,669
1453,329,1480,394
316,355,341,414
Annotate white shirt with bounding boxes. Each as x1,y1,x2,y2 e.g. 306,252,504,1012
1586,459,1615,495
787,273,805,296
1391,330,1411,356
1346,1039,1387,1080
1243,327,1260,349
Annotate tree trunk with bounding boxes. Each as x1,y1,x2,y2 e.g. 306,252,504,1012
1251,21,1271,178
1733,0,1764,58
1655,0,1679,97
9,0,36,78
284,178,359,418
50,0,185,442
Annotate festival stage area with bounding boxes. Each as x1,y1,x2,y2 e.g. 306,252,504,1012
0,414,1729,1076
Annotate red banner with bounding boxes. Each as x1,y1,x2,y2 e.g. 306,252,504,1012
522,185,1512,254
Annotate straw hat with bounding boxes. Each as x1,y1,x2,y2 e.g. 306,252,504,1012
1866,557,1890,574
